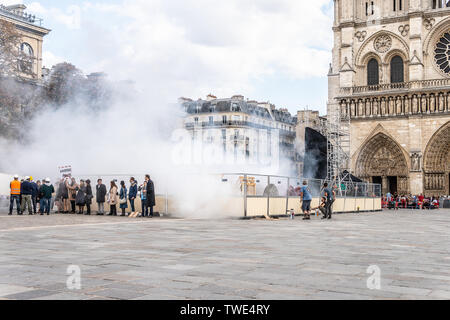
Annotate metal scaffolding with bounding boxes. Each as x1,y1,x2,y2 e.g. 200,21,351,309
326,103,351,189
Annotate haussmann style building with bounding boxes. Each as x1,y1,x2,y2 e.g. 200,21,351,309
181,95,298,172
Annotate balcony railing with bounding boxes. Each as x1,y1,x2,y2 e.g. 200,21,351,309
339,78,450,96
185,121,296,137
0,5,43,26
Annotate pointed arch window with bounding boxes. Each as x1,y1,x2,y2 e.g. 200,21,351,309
367,58,379,86
390,56,404,83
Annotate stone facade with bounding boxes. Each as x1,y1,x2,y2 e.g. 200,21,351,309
328,0,450,196
0,4,50,80
181,95,297,172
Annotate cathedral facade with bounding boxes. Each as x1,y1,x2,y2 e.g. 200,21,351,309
328,0,450,196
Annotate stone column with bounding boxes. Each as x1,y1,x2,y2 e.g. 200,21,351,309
382,176,389,195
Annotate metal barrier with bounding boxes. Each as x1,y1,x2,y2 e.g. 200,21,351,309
221,173,382,218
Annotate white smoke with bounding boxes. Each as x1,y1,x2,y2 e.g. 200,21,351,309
0,0,331,217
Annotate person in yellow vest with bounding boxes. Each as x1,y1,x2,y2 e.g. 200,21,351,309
9,175,21,215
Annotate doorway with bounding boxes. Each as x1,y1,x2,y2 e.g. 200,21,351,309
388,176,398,194
372,176,382,185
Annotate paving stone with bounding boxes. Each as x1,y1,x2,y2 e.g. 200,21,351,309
91,288,147,300
0,284,34,297
3,289,55,300
0,210,449,299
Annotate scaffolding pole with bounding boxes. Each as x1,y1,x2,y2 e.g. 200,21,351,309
326,102,351,192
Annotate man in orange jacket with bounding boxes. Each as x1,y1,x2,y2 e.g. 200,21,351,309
9,175,21,215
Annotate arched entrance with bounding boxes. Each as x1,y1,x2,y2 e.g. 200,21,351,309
356,133,409,195
423,121,450,196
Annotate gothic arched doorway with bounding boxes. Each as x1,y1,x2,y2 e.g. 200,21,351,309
423,122,450,196
356,133,409,195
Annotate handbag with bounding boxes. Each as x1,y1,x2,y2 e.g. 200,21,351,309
120,198,127,205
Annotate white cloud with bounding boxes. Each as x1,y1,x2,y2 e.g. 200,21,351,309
26,2,81,30
1,0,24,5
26,2,46,14
42,50,65,68
28,0,333,104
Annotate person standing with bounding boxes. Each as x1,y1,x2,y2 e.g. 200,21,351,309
322,183,335,220
30,177,39,215
139,181,148,217
40,178,55,215
85,180,93,215
60,178,70,213
386,192,393,209
300,180,313,220
129,177,138,215
21,177,34,215
96,179,107,215
108,181,118,216
418,193,425,210
145,175,156,218
66,177,78,214
76,180,87,214
119,181,128,216
55,179,63,213
9,175,21,215
36,180,42,214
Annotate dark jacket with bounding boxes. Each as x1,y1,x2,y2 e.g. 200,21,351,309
40,184,55,199
21,181,33,195
146,180,156,207
120,187,128,209
59,181,68,198
85,185,93,205
31,182,39,198
96,184,107,203
76,186,86,206
129,183,138,200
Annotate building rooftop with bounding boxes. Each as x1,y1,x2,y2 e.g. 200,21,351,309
0,4,44,27
182,95,297,125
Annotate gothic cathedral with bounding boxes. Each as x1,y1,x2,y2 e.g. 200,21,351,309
328,0,450,196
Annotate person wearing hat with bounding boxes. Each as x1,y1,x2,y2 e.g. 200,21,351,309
20,177,34,215
30,176,39,215
39,178,55,215
9,175,21,215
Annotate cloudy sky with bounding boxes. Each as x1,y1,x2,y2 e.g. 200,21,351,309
5,0,334,114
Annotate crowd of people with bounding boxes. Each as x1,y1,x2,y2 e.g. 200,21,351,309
383,192,445,210
8,175,156,217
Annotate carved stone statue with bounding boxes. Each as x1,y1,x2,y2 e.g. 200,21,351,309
421,95,428,113
430,95,436,112
366,100,371,116
372,99,379,116
404,97,410,114
412,95,418,113
438,94,445,111
351,100,356,117
380,99,386,116
350,101,355,117
396,97,402,114
411,153,422,172
358,100,364,117
389,98,395,115
340,101,347,116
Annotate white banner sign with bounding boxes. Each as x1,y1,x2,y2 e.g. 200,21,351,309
58,166,72,179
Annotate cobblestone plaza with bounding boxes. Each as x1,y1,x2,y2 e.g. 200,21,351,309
0,210,449,300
